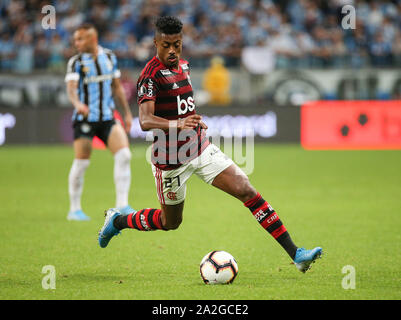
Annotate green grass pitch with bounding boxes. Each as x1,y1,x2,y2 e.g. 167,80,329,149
0,143,400,300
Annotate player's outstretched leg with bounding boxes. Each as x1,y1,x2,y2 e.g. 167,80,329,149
243,192,298,259
98,207,171,248
112,202,183,232
114,208,164,231
212,164,323,272
243,192,323,272
98,203,183,248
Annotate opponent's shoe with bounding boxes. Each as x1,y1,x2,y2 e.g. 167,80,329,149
118,205,136,215
67,210,90,221
293,247,323,273
98,208,122,248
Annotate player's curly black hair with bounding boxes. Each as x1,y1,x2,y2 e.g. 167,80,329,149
155,16,183,35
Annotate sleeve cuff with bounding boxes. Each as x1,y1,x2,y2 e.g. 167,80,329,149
65,73,79,82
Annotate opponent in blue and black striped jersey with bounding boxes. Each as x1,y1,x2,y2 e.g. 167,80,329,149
65,23,134,221
137,56,209,170
65,46,120,122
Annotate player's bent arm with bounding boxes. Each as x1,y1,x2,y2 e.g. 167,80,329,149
139,101,202,131
66,80,80,106
66,80,89,116
139,100,170,131
112,78,133,132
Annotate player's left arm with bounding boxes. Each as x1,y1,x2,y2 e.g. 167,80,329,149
111,77,132,133
109,51,132,133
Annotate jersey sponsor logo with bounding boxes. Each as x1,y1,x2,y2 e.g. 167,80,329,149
83,74,114,84
160,69,172,75
138,85,147,97
172,83,179,90
81,60,92,67
147,78,154,97
138,78,154,97
177,95,195,115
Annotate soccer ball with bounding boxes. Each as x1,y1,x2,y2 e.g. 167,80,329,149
199,251,238,284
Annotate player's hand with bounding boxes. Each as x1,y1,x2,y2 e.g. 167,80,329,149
199,121,208,130
180,114,202,129
75,102,89,117
124,112,133,133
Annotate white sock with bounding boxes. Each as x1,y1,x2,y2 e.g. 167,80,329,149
114,147,132,208
68,159,90,212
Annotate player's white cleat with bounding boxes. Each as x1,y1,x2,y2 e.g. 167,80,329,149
293,247,323,273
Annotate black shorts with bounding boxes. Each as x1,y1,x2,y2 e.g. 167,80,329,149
73,119,116,145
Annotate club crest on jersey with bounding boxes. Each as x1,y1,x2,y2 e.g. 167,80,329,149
177,95,195,115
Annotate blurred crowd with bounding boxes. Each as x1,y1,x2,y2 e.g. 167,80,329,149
0,0,400,73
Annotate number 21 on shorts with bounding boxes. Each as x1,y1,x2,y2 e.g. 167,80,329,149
164,175,181,188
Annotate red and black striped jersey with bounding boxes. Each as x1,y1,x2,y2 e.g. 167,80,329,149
137,56,209,170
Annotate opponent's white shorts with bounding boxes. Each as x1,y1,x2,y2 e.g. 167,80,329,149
151,143,234,205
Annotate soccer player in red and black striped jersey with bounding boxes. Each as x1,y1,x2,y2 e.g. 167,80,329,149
136,43,209,171
98,16,322,273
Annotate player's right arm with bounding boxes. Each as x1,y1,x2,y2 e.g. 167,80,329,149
65,56,89,117
139,100,202,131
66,80,89,117
137,74,202,131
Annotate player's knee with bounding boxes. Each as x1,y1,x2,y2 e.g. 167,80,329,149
114,147,131,163
70,158,90,174
237,181,257,203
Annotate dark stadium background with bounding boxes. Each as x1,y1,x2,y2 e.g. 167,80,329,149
0,0,400,148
